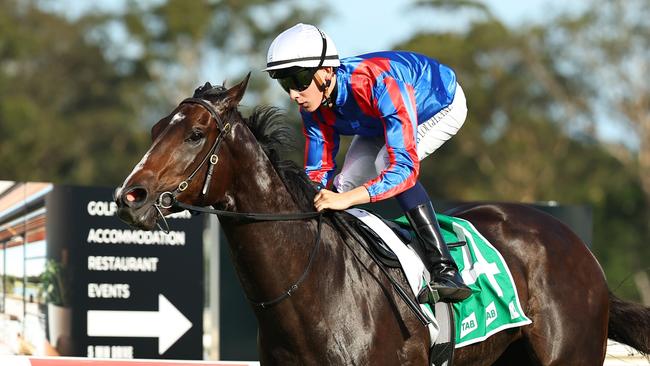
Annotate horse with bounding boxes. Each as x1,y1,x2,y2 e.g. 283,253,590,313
115,74,650,365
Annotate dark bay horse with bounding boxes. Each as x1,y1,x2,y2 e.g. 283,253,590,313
115,74,650,365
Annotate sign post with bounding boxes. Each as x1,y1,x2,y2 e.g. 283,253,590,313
45,185,204,359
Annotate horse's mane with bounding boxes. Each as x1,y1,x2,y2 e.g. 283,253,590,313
193,82,227,98
193,83,317,211
244,106,318,212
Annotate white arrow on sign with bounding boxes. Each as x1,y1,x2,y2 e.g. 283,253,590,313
87,294,192,354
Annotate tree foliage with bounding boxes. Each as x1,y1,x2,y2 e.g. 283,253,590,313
0,0,149,184
0,0,318,185
547,0,650,303
103,0,325,108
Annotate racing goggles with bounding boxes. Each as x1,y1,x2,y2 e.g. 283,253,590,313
272,68,317,93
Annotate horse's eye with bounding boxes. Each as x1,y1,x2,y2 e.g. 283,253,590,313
187,130,204,143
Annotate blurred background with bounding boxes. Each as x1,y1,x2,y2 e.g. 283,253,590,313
0,0,648,308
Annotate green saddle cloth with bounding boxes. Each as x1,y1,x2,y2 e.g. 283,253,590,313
395,213,532,347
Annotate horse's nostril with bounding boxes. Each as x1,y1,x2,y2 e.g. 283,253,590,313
126,192,138,203
122,187,148,207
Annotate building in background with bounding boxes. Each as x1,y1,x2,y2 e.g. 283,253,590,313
0,182,53,356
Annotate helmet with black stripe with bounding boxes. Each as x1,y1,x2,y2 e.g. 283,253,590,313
264,23,340,77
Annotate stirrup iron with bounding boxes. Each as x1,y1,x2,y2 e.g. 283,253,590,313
417,283,440,304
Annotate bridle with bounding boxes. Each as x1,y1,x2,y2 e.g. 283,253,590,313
156,97,231,212
154,96,323,223
153,95,323,309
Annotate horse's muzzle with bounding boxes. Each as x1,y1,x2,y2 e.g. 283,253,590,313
115,185,158,230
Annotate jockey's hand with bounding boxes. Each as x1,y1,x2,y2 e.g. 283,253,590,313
314,186,371,212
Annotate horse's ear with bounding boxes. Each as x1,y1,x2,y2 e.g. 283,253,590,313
225,72,251,108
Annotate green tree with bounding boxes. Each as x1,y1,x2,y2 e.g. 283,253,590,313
102,0,325,110
543,0,650,304
0,0,149,184
396,19,584,201
0,0,322,185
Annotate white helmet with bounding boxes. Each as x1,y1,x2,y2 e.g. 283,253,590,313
264,23,340,72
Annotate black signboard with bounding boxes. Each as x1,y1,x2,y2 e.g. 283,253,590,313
45,185,204,359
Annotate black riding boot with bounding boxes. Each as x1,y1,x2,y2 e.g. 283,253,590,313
406,202,472,303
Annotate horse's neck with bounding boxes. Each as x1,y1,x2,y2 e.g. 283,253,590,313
221,129,317,303
231,145,296,214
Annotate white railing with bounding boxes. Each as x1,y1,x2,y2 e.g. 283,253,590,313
605,341,649,366
0,356,260,366
0,342,646,366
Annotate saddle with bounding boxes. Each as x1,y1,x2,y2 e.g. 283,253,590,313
347,212,465,269
351,214,417,268
336,208,532,366
338,209,459,366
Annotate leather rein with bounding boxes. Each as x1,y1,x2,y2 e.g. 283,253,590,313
154,97,323,309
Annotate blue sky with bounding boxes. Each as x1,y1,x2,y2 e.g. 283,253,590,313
55,0,574,54
53,0,576,69
320,0,576,55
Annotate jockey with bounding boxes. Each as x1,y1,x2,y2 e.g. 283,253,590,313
264,23,471,303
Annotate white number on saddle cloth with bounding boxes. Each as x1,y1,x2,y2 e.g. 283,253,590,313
452,222,504,297
345,208,439,345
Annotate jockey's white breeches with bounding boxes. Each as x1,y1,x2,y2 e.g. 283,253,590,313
333,83,468,193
